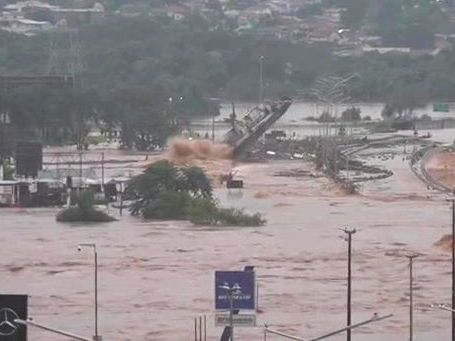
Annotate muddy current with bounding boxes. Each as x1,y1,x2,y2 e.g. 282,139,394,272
0,139,454,341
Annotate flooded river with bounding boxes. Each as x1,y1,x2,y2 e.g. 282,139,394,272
1,129,455,340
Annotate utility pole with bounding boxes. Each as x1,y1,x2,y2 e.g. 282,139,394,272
342,227,356,341
101,152,104,189
94,248,99,341
259,56,264,104
0,113,5,179
211,113,215,142
0,112,10,180
79,152,83,194
451,197,455,341
406,254,419,341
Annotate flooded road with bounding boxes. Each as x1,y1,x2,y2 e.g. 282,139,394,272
1,141,454,341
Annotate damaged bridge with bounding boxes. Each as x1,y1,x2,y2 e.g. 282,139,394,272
223,97,292,158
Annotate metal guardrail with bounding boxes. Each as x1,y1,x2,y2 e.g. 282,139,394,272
263,326,304,341
409,145,454,194
263,314,393,341
15,318,92,341
420,147,454,193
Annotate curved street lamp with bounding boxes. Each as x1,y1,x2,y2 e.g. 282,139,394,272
78,243,101,341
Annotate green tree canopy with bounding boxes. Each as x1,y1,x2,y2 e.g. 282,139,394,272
127,160,213,215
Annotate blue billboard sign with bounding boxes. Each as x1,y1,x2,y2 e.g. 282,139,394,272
215,271,255,310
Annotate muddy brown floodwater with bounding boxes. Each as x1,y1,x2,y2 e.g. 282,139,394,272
0,143,454,341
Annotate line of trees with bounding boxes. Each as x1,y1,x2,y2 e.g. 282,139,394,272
336,0,453,48
0,85,189,150
3,10,455,147
2,13,455,103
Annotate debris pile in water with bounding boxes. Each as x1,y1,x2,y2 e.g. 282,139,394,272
434,234,453,252
168,138,233,161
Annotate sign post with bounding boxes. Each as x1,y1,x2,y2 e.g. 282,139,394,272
0,295,28,341
215,271,256,310
433,103,450,112
215,314,256,327
229,287,234,341
215,271,256,341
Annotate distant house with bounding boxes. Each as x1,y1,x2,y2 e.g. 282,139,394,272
235,19,254,33
324,7,343,20
255,26,287,40
0,15,52,35
2,1,104,29
359,35,382,46
333,45,442,57
50,3,105,25
237,14,253,27
244,4,273,17
163,4,189,21
435,33,454,51
361,45,411,54
116,3,150,17
3,1,57,12
224,9,240,19
307,29,340,43
332,48,362,57
302,11,341,43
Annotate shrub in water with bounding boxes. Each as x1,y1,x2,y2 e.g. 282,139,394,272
143,191,190,220
56,207,116,222
214,208,266,226
56,190,116,223
186,197,265,226
185,197,219,225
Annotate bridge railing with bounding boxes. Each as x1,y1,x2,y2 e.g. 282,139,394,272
263,314,393,341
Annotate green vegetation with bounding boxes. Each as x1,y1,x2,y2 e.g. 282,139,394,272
341,107,361,122
2,159,15,180
56,190,116,223
3,6,455,147
127,160,265,226
186,198,265,226
318,112,336,123
335,0,449,48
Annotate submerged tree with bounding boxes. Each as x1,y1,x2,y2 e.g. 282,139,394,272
56,190,116,223
341,107,361,121
127,160,264,226
127,160,213,215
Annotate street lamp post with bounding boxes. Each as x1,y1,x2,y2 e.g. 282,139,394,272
78,243,101,341
212,113,215,142
341,227,356,341
451,197,455,341
259,56,264,105
406,254,419,341
310,74,358,137
0,112,10,180
168,96,183,134
446,196,455,341
229,289,234,341
218,283,242,341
